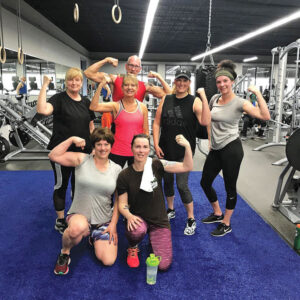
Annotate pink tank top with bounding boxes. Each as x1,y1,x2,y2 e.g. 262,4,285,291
111,100,144,156
112,76,146,102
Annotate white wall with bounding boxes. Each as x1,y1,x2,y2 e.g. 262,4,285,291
2,7,87,68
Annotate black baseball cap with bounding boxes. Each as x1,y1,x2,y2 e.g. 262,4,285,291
175,68,191,80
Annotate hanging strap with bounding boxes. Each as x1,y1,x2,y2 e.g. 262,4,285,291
200,0,214,67
17,0,24,64
0,0,6,63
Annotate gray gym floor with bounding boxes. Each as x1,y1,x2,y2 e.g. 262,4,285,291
0,137,296,248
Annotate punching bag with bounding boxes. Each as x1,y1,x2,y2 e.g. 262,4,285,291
195,64,218,139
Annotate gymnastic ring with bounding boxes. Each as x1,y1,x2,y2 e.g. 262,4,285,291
73,3,79,23
112,4,122,24
0,46,6,64
18,47,24,65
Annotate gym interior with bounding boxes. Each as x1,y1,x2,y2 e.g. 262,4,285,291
0,0,300,299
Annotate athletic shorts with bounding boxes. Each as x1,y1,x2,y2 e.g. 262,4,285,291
90,222,111,241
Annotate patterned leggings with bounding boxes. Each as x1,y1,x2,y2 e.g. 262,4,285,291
125,218,172,271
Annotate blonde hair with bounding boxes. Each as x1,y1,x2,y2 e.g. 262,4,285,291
172,84,191,94
122,74,138,87
65,67,83,82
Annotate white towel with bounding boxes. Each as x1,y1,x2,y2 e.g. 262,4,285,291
140,157,155,192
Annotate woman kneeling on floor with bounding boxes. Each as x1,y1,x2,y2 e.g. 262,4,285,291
49,127,122,275
117,134,193,270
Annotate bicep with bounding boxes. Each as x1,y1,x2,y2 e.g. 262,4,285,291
51,152,84,167
147,86,165,99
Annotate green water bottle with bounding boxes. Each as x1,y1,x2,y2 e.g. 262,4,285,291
294,224,300,253
146,253,161,285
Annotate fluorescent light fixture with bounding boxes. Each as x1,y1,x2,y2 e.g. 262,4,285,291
138,0,160,59
243,56,258,62
191,9,300,61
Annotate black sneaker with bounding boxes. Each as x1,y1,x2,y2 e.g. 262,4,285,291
240,134,247,141
167,208,176,220
201,213,224,224
211,223,232,237
54,253,71,275
55,218,68,234
184,218,196,235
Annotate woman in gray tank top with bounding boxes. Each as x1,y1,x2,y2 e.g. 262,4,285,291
200,60,270,237
48,127,122,275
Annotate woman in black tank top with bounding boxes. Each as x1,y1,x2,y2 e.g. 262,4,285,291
153,68,210,236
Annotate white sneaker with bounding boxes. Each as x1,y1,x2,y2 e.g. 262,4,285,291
184,218,196,235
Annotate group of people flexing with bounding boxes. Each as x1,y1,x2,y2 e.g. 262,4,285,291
36,55,270,275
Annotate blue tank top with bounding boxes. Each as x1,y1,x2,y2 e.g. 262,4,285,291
19,83,27,94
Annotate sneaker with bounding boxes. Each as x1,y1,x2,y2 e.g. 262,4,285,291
55,218,68,234
184,218,196,235
167,208,176,220
201,213,224,224
211,223,232,237
54,253,71,275
127,247,140,268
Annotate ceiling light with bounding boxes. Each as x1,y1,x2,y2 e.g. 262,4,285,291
243,56,258,62
191,10,300,61
138,0,160,60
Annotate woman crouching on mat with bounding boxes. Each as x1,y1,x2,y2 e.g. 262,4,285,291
117,134,193,270
49,128,122,275
200,60,270,237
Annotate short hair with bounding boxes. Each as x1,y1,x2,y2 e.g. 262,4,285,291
131,134,150,147
122,74,139,87
91,127,114,148
65,67,83,82
127,55,141,65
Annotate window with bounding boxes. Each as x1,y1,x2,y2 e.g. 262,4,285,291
242,66,271,93
138,64,158,84
1,62,17,91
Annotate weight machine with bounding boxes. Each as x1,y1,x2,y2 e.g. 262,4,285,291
253,38,300,166
0,95,51,161
273,128,300,223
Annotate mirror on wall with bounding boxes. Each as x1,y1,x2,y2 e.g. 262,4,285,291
0,49,70,102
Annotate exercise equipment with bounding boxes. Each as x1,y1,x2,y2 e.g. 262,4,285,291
0,1,6,64
16,0,24,65
254,39,300,166
9,128,30,147
73,3,79,23
0,136,9,159
0,95,51,161
112,0,122,24
273,128,300,223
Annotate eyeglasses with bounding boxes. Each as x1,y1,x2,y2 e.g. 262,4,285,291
127,63,141,69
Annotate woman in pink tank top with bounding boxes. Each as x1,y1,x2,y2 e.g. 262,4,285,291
90,75,149,168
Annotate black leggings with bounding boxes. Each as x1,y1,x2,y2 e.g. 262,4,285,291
200,138,244,210
109,153,134,168
50,161,75,212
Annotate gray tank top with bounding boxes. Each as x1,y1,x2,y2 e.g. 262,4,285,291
68,154,121,225
209,94,245,150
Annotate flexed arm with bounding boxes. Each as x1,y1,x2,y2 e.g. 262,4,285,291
194,88,211,126
243,85,270,120
163,135,193,173
48,136,86,167
84,57,118,84
37,76,53,115
146,71,172,99
90,81,118,113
